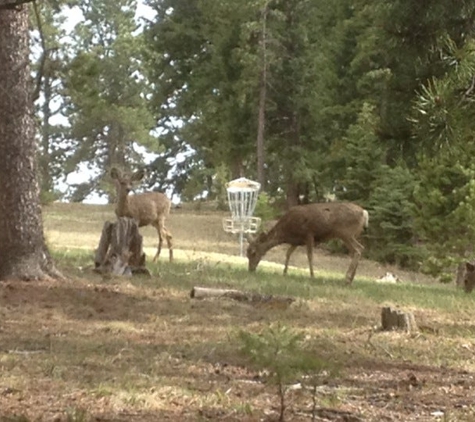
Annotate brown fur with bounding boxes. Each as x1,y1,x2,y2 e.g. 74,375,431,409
246,202,368,284
110,167,173,262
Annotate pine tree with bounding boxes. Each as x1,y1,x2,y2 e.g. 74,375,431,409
369,165,422,268
64,0,156,201
413,152,475,280
334,103,384,204
30,1,70,203
0,4,61,281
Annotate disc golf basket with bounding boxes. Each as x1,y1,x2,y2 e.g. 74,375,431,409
222,177,261,256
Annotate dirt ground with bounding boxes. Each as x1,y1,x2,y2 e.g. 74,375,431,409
1,275,474,422
2,203,471,421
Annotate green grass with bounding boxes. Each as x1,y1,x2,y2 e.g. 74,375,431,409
53,246,475,348
1,202,474,421
53,246,473,313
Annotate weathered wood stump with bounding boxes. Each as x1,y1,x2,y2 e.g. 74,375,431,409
455,262,466,288
381,306,418,332
190,286,295,309
94,217,150,277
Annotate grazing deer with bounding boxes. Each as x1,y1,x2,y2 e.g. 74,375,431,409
110,167,173,262
246,202,368,284
463,262,475,293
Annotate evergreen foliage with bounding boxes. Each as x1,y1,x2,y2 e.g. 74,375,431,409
238,324,337,422
413,153,475,281
334,102,384,204
253,192,280,223
29,0,475,278
369,165,422,269
63,0,157,201
30,1,70,202
410,25,475,279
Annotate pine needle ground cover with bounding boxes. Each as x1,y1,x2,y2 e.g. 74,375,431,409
1,203,475,421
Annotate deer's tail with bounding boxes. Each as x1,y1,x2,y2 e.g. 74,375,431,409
363,210,369,229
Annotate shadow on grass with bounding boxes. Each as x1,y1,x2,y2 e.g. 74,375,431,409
55,248,475,311
0,407,256,422
0,280,158,323
2,270,475,422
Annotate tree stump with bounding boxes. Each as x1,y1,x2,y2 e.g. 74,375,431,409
381,307,418,332
94,217,150,277
455,262,466,288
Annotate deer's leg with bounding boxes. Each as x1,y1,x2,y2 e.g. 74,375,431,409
153,217,173,263
306,236,315,278
152,223,164,263
163,226,173,262
344,237,364,284
283,245,298,275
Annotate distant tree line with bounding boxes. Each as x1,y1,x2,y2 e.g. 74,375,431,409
31,0,475,280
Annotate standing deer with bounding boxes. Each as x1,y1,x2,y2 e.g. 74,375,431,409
110,167,173,262
246,202,368,284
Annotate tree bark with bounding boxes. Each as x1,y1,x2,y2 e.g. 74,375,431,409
0,6,61,281
381,307,418,332
94,218,149,277
286,180,300,208
455,262,466,288
256,3,267,189
39,71,53,195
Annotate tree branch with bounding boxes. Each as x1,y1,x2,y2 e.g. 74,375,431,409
32,0,46,102
0,0,35,10
466,75,475,97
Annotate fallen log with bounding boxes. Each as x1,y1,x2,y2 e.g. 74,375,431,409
190,286,295,309
94,217,150,277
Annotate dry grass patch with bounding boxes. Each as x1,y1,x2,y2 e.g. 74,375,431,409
1,203,474,420
2,269,475,421
44,202,431,283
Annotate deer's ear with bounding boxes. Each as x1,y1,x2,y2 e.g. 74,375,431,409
110,167,121,179
466,262,475,272
131,169,146,182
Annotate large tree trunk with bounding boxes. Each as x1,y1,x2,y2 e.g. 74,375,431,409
285,180,300,208
39,72,53,195
0,6,61,281
256,3,267,190
106,120,127,204
35,1,54,198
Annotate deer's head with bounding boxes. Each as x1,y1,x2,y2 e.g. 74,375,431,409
110,167,146,194
246,232,268,272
